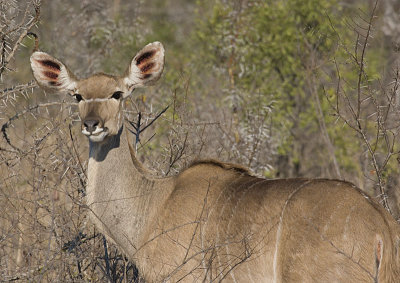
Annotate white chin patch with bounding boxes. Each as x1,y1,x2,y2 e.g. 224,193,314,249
82,128,108,143
88,132,108,142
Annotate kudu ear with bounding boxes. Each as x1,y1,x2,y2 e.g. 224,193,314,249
30,51,77,94
123,42,164,95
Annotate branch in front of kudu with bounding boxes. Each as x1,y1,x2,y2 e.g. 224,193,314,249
127,104,170,152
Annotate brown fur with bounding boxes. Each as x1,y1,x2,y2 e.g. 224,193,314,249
91,138,400,282
77,74,121,99
188,159,252,175
30,42,400,282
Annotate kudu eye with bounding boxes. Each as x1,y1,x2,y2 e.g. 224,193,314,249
74,94,83,102
111,91,123,100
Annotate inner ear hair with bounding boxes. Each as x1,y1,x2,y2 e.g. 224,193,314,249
126,42,165,87
30,51,77,92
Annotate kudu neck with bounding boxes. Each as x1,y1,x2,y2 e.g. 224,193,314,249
86,124,174,249
88,125,152,178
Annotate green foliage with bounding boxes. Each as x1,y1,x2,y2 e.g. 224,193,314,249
191,0,352,177
188,0,396,184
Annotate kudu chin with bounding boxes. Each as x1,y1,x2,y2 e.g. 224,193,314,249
31,41,400,282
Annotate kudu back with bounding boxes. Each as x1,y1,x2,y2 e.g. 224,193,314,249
30,42,400,282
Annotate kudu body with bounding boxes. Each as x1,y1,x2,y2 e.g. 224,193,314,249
30,42,400,282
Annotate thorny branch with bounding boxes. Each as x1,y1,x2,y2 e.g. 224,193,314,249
128,104,169,152
325,0,397,215
1,101,73,152
0,1,41,77
0,80,36,100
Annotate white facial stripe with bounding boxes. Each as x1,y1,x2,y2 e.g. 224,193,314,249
83,98,110,103
80,89,123,103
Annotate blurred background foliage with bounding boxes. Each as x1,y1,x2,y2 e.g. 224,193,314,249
2,0,400,281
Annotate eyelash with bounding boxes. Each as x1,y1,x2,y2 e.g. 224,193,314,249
74,94,83,102
111,91,123,100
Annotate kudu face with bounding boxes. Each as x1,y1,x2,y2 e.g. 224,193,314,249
30,42,164,142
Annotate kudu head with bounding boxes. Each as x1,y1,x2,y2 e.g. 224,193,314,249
30,42,164,142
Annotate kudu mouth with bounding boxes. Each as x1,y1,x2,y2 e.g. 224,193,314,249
82,128,109,143
82,117,109,142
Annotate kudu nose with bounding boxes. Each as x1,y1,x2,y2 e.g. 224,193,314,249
84,119,100,134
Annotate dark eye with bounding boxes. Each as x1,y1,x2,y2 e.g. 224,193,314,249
74,94,83,102
111,91,123,100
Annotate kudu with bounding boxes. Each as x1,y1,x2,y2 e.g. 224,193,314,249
30,42,400,282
